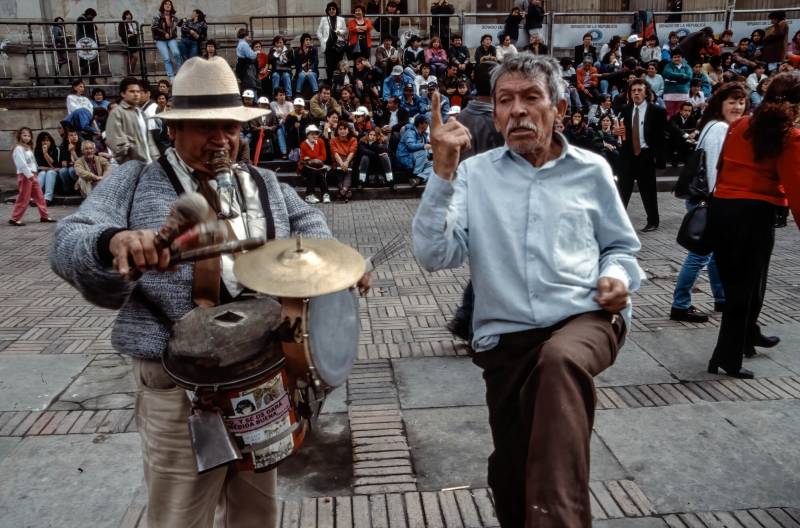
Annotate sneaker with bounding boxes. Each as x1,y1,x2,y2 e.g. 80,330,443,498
305,195,319,204
322,193,331,203
669,306,709,323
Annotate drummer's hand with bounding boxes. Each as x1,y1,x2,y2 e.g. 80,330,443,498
357,272,373,296
593,277,628,313
429,90,471,181
109,229,172,277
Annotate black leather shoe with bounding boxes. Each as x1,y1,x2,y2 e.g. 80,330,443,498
8,219,25,226
670,306,709,323
714,302,726,312
40,217,57,223
753,334,780,348
641,224,659,232
707,361,754,379
408,176,421,189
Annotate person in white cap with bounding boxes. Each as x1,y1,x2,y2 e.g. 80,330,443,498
383,64,410,101
352,105,374,136
285,97,313,156
299,124,329,203
241,89,255,106
50,56,370,528
250,97,277,163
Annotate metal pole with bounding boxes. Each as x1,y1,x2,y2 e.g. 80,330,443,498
28,23,40,85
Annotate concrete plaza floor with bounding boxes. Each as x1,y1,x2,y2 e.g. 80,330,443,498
0,194,799,527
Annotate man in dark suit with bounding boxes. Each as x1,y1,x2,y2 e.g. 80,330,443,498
574,33,598,65
667,101,699,165
374,96,410,135
616,78,666,232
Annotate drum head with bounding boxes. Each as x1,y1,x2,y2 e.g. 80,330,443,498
307,289,360,388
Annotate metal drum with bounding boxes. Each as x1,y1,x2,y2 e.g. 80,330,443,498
281,288,360,391
163,296,307,473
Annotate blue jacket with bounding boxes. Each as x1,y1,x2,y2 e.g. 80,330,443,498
662,61,692,95
396,126,427,168
419,93,451,121
400,94,421,117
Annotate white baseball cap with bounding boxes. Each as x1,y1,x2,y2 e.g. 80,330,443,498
305,124,320,134
293,97,306,107
391,65,404,76
242,89,255,99
447,106,461,115
627,34,640,43
353,106,370,116
257,96,269,105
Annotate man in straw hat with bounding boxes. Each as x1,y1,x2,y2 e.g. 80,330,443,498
50,56,368,527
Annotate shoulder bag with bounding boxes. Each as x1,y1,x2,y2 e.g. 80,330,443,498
676,138,725,256
673,122,722,201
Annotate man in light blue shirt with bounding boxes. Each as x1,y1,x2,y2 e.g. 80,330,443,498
412,54,644,527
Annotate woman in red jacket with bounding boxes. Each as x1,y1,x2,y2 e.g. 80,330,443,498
707,71,800,379
299,124,329,204
329,123,358,202
348,5,373,61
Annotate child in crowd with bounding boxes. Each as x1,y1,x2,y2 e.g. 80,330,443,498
9,127,55,226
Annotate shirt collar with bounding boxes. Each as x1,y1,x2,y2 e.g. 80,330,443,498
635,101,648,112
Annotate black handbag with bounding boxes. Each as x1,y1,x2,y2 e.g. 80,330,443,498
676,198,713,256
673,122,723,201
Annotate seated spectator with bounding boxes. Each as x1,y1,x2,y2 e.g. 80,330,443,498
746,62,767,92
67,79,93,115
424,36,449,78
353,56,382,101
270,36,294,98
750,77,769,110
270,87,293,158
600,36,622,65
594,114,622,174
678,26,715,66
295,33,319,95
789,29,800,56
299,124,329,203
250,96,278,162
688,79,706,114
574,33,598,65
329,122,358,200
441,61,461,96
448,34,471,77
339,86,357,119
560,57,582,114
587,94,618,128
396,114,432,187
374,1,400,43
644,61,664,105
749,29,765,56
563,111,594,149
418,81,450,122
450,80,471,108
374,95,409,135
717,29,736,53
598,51,622,96
662,31,679,62
321,110,340,147
400,83,421,117
91,88,110,110
74,139,111,197
576,56,600,110
59,128,80,192
332,60,353,99
495,34,518,62
668,101,699,165
414,63,438,95
157,79,171,97
691,62,712,98
524,33,548,55
403,36,425,75
285,97,313,159
383,65,410,100
640,35,661,64
203,39,218,59
732,39,756,74
358,128,393,189
352,105,374,137
250,41,270,97
348,4,373,61
34,131,60,205
376,35,401,75
474,34,497,64
310,85,342,120
622,34,643,62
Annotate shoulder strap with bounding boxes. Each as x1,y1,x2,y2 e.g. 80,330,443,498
158,155,186,196
245,163,276,241
696,121,723,149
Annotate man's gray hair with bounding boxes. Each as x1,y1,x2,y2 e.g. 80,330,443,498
490,53,564,105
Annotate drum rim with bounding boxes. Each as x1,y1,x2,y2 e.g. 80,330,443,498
162,355,285,392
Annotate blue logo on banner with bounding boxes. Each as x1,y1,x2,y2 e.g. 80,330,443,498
590,29,604,41
676,28,691,38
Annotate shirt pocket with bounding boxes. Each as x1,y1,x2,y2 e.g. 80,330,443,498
554,210,599,282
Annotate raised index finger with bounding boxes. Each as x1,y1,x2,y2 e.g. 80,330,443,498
430,90,443,129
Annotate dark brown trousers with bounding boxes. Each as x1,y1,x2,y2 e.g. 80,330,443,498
472,311,625,527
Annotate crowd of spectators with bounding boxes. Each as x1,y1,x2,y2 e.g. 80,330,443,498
14,1,797,211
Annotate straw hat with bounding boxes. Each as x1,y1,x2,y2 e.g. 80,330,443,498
156,57,269,122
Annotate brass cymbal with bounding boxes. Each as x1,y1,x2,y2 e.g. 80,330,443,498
233,236,365,298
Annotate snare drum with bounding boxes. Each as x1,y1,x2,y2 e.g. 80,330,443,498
281,288,360,391
164,296,308,472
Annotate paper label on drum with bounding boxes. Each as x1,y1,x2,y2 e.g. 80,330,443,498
252,429,295,469
224,372,292,444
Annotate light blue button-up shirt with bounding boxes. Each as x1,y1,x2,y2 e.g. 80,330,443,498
412,136,645,352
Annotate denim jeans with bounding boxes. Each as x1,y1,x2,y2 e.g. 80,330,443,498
672,201,726,309
295,71,318,94
276,125,287,155
155,39,183,78
411,150,433,181
271,72,292,97
180,38,199,61
37,169,58,201
57,167,76,194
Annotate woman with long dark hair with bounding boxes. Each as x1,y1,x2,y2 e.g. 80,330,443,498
151,0,183,80
118,10,139,74
35,131,62,205
670,83,749,324
317,2,348,83
179,9,207,61
707,72,800,379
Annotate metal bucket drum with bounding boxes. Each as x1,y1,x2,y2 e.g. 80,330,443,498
281,288,360,392
163,296,307,473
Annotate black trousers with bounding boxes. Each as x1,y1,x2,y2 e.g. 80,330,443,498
709,198,776,371
324,49,345,84
472,311,623,527
619,149,659,226
302,167,328,197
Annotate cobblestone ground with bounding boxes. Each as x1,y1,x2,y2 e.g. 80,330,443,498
0,195,799,528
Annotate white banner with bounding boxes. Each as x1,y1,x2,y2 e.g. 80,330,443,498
463,23,548,48
656,21,726,43
551,23,631,49
730,19,800,42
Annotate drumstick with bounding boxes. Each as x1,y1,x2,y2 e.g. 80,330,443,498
171,237,266,264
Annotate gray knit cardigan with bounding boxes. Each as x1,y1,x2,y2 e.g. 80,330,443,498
50,160,332,359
